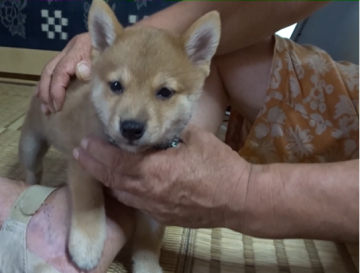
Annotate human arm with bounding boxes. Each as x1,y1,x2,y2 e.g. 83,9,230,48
242,159,359,242
73,125,359,242
137,1,330,56
37,1,329,113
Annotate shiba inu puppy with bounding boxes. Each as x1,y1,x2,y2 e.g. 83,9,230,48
18,0,221,272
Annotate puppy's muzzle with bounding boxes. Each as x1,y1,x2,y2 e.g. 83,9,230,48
120,120,146,141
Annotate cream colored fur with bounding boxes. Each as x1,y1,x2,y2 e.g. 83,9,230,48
18,0,221,272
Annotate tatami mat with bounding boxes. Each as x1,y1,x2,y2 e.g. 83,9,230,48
0,81,358,273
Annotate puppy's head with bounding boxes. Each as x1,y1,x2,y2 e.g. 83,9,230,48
88,0,221,152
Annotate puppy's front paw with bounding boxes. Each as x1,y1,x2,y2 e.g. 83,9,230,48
68,222,106,271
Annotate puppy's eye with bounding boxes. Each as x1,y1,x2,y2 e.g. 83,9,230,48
109,81,123,94
156,88,173,99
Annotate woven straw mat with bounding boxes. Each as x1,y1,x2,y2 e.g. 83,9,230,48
0,81,358,273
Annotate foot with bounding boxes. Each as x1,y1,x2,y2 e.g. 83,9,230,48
68,207,107,271
0,177,135,273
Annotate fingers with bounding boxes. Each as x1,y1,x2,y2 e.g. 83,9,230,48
75,60,92,82
50,45,92,112
37,51,66,113
34,84,50,115
73,145,140,193
179,123,202,145
72,146,109,184
80,138,125,167
48,59,73,112
107,189,146,210
80,137,145,175
49,55,90,112
37,33,92,114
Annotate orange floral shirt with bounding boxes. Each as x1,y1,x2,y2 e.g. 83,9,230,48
226,35,359,164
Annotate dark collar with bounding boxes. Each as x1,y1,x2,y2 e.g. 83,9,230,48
153,137,181,150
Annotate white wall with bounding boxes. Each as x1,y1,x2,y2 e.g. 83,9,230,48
276,24,297,39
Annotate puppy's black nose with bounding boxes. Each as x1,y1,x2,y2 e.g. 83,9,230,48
120,120,145,141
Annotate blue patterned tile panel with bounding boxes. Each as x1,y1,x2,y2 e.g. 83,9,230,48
0,0,180,51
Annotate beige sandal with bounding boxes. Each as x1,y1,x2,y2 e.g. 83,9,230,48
0,185,61,273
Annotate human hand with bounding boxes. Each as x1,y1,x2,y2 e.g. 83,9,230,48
72,125,252,229
36,33,92,115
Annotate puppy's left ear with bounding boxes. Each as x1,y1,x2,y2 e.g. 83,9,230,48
88,0,123,52
182,11,221,65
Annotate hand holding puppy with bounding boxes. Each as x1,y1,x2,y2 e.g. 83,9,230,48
73,125,253,230
35,33,92,115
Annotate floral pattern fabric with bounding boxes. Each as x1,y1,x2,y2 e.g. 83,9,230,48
225,35,359,164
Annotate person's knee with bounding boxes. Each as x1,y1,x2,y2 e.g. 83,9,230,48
0,177,28,227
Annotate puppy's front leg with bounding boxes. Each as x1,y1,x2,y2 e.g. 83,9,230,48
133,211,165,273
67,159,106,271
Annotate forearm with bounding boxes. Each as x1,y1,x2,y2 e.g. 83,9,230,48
238,159,359,242
188,63,229,135
138,1,329,55
136,2,329,135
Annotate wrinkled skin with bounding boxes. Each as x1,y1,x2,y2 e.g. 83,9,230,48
74,125,253,229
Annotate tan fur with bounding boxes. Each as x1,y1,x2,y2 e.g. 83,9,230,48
18,0,221,272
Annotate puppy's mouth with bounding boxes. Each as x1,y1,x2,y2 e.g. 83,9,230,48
104,129,181,152
104,130,138,148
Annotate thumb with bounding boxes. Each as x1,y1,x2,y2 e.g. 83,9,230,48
106,189,147,209
73,147,111,186
73,146,139,193
179,123,203,144
75,59,92,82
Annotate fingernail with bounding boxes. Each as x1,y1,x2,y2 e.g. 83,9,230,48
53,101,58,112
48,105,55,114
76,61,91,80
80,139,88,150
41,104,48,114
73,148,79,160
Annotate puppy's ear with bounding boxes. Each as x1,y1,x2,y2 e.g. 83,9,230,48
88,0,123,51
182,11,221,65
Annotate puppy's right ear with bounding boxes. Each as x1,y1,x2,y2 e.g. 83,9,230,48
182,11,221,65
88,0,123,52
